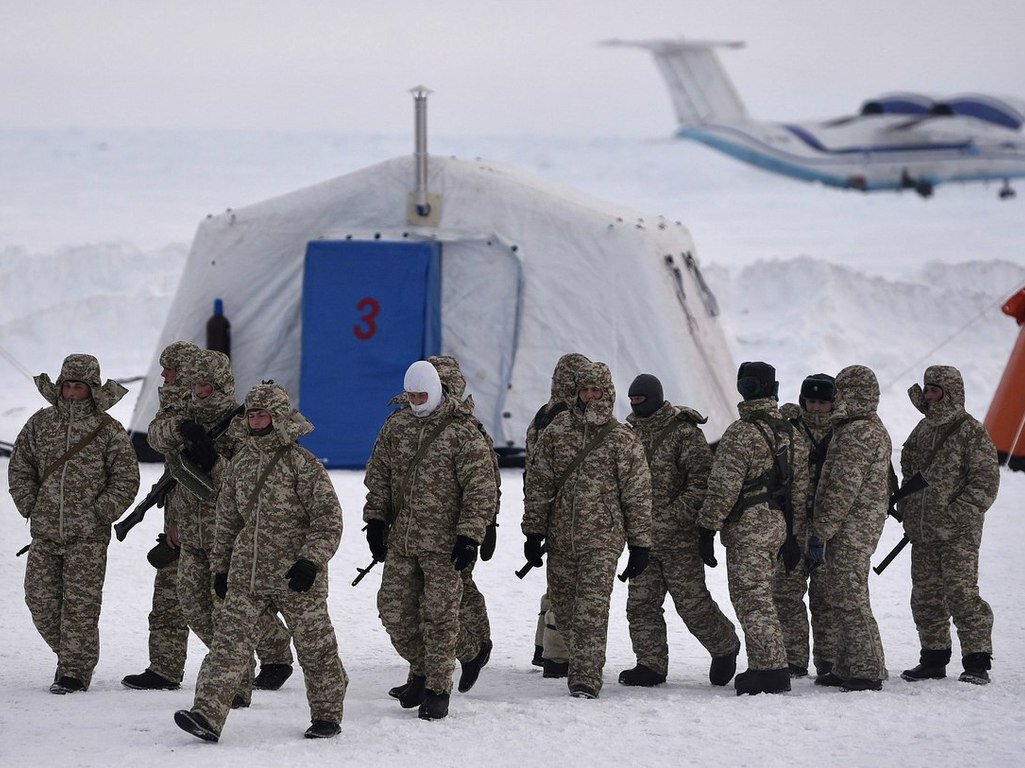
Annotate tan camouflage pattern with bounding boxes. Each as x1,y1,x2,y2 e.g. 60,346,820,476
695,397,809,671
774,402,837,671
147,559,189,682
539,593,569,663
625,400,738,672
192,383,345,729
900,366,997,655
522,362,652,693
193,589,347,733
811,365,890,681
8,354,140,687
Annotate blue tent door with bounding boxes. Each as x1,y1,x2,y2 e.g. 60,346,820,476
299,240,441,467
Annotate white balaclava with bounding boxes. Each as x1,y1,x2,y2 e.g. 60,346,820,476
404,360,443,418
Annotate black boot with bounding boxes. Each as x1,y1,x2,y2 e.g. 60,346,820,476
304,719,341,739
532,644,545,667
618,664,666,687
569,683,598,699
735,668,791,696
231,694,250,709
814,671,844,688
959,652,992,685
901,648,951,682
49,676,85,695
709,646,739,686
814,660,833,677
253,663,294,691
174,709,219,742
458,639,493,693
389,672,413,699
542,659,569,679
788,663,809,679
398,674,427,708
122,669,180,691
418,689,450,720
841,677,882,692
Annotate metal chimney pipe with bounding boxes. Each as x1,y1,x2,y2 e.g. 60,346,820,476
411,85,433,216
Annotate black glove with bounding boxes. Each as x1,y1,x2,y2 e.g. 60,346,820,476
146,533,180,569
451,536,479,571
285,558,317,593
480,520,498,561
805,536,825,574
180,420,217,472
366,519,388,562
214,572,228,599
698,527,718,568
524,533,545,568
619,545,650,580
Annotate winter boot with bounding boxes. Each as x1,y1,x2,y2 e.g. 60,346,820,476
734,668,791,696
618,664,667,687
532,644,545,667
49,676,85,694
814,660,834,677
389,672,413,699
418,689,450,720
569,683,598,699
841,678,883,692
814,671,844,688
709,646,740,686
958,652,992,685
542,659,569,679
788,663,809,679
253,663,294,691
231,694,250,709
398,674,427,708
458,639,493,693
122,669,180,691
174,709,219,742
901,648,951,682
304,719,341,739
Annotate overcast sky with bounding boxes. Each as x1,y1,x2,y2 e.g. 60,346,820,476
3,1,1024,137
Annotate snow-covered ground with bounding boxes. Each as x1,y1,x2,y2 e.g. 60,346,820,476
1,129,1024,766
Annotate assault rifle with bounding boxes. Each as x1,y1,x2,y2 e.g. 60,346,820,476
872,472,929,575
114,405,243,541
515,543,547,579
351,558,380,587
0,439,14,458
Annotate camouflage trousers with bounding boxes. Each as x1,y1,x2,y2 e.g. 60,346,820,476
193,588,348,734
627,546,739,676
546,549,619,694
772,556,837,671
910,532,993,655
722,507,787,670
379,551,463,694
178,544,294,703
456,565,491,663
534,592,569,663
821,528,887,681
147,557,189,683
24,535,108,687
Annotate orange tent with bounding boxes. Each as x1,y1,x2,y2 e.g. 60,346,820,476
984,287,1025,470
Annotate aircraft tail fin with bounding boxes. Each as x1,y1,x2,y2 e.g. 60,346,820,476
603,38,748,125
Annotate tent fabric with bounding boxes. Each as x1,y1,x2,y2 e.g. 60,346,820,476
129,155,739,463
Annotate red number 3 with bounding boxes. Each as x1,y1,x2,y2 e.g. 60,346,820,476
354,297,380,340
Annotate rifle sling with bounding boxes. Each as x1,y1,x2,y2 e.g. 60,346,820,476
40,414,114,483
245,447,289,510
397,415,456,513
553,420,617,497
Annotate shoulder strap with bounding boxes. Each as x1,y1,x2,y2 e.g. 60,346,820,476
398,415,456,511
40,414,115,483
245,446,289,510
645,414,689,460
922,413,970,469
553,419,617,496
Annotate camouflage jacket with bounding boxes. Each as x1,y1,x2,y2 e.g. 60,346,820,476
8,355,140,542
363,395,497,554
780,402,833,540
627,401,712,549
811,365,891,546
696,397,809,534
522,362,652,555
898,365,999,543
525,353,592,470
212,408,342,598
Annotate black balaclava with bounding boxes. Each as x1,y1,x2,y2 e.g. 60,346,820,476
629,374,664,418
799,373,836,409
737,361,778,401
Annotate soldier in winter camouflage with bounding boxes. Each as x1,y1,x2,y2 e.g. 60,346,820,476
618,374,741,689
897,366,999,685
522,361,652,699
174,383,347,742
151,349,293,706
364,360,497,720
8,354,140,693
774,373,838,678
525,353,590,677
808,365,890,691
696,361,809,696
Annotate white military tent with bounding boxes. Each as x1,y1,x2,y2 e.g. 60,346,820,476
129,153,738,467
